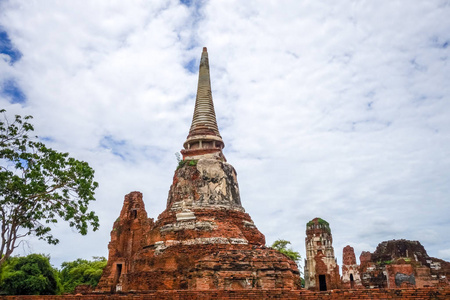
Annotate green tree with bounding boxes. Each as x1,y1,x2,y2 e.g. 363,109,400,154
0,110,99,268
59,256,107,294
0,254,61,295
271,239,301,263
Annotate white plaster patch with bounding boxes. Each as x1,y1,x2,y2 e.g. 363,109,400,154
151,236,249,253
159,220,217,233
242,220,256,228
176,210,196,221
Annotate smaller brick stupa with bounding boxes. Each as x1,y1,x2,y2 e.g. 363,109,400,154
96,48,300,293
341,245,362,289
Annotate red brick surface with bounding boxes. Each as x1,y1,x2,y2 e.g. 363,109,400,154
358,240,450,289
341,245,363,289
343,245,357,265
1,287,450,299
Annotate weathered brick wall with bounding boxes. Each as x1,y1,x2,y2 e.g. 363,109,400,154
358,240,450,289
2,287,450,300
341,245,363,289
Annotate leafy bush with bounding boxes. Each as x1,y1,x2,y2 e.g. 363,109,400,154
59,256,107,294
0,254,60,295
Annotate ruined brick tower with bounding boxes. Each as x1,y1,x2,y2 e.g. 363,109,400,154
304,218,341,291
96,48,301,292
341,245,362,289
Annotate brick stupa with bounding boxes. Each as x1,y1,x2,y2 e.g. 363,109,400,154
96,48,301,292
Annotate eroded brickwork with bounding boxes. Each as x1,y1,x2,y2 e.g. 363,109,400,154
97,192,153,292
304,218,340,291
97,160,300,292
341,245,362,289
165,159,243,210
358,239,450,289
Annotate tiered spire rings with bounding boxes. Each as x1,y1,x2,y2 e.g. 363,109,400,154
181,47,225,161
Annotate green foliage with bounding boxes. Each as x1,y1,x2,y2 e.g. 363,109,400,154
177,160,186,169
271,239,301,263
176,159,197,169
317,218,329,227
376,260,393,265
0,110,99,267
307,218,330,232
0,254,60,295
59,256,107,294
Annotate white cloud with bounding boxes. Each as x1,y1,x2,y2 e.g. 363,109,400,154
1,0,449,270
439,249,450,261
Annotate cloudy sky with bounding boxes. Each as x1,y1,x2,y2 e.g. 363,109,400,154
1,0,449,270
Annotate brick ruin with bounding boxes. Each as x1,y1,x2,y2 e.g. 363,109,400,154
95,48,300,293
358,239,450,289
304,218,341,291
304,219,449,291
341,245,363,289
92,48,449,295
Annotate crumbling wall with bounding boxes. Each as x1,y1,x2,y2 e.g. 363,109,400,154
341,245,363,288
96,192,153,293
166,158,243,210
358,239,450,289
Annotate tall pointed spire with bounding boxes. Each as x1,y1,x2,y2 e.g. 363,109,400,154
181,47,225,160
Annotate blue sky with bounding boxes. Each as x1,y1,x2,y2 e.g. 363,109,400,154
1,79,26,104
0,29,24,103
1,0,449,269
0,29,21,64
